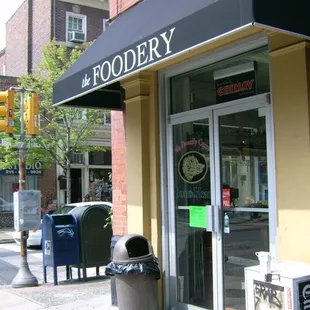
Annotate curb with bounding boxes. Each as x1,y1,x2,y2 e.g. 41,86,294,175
0,239,14,244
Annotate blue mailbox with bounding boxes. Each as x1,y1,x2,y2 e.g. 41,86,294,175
42,213,81,285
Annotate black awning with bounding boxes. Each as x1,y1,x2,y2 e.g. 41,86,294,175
53,0,310,108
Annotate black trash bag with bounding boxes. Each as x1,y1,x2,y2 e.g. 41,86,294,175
105,257,160,280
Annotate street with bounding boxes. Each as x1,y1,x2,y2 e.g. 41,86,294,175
0,243,40,285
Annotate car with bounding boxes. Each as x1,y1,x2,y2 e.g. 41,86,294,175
13,201,112,247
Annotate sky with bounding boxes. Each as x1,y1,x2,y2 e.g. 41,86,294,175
0,0,25,50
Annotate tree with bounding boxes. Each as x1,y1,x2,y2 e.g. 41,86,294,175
0,41,109,204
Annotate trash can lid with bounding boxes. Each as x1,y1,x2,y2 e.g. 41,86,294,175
113,234,154,264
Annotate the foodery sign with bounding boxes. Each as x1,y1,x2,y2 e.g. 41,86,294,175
82,27,176,89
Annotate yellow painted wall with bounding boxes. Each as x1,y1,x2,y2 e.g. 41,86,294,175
121,72,163,307
270,40,310,262
121,72,161,256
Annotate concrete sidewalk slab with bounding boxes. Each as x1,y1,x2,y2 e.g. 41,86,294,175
0,289,117,310
0,277,118,310
0,290,43,310
48,293,116,309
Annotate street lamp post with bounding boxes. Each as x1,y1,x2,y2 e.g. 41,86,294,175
11,87,38,288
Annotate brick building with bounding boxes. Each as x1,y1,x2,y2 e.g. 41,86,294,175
0,0,111,227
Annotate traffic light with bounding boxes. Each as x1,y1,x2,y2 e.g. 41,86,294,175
0,90,15,134
24,93,39,136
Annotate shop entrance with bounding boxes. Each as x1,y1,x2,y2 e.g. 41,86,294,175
71,168,82,203
167,95,272,310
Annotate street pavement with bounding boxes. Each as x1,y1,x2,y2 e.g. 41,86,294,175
0,231,118,310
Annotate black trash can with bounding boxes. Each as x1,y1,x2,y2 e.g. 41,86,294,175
105,234,160,310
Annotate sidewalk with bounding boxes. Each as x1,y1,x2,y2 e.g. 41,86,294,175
0,230,118,309
0,278,118,310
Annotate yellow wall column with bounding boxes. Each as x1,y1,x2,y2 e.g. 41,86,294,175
270,40,310,262
121,72,162,257
121,72,163,308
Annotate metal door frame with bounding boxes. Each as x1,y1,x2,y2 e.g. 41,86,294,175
167,110,217,310
160,91,276,310
213,94,274,310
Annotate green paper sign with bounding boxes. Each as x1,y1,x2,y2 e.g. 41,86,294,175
189,206,207,228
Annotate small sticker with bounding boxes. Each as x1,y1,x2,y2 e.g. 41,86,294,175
44,240,51,255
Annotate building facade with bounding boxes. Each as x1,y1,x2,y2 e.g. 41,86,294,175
53,0,310,309
0,0,111,225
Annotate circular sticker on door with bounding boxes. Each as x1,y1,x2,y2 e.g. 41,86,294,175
178,151,208,184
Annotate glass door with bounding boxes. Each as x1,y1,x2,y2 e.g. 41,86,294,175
168,96,271,310
214,101,270,310
170,116,217,310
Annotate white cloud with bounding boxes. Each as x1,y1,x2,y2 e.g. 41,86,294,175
0,0,25,50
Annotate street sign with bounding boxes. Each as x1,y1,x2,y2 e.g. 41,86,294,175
0,161,43,175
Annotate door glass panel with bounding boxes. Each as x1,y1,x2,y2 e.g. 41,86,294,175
173,119,213,309
219,109,269,310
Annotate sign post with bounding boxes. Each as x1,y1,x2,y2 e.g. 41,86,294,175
11,87,38,288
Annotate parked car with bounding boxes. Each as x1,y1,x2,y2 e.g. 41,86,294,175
13,201,112,247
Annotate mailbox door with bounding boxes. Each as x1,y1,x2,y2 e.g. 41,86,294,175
54,225,79,266
81,207,112,266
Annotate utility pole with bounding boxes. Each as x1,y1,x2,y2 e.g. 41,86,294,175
11,87,38,288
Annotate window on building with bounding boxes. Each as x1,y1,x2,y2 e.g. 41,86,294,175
71,153,85,164
89,168,112,202
66,12,87,43
103,113,111,125
0,175,37,212
97,111,111,125
89,149,112,166
171,47,270,114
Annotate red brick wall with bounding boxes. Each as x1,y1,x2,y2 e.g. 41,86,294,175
31,0,52,70
5,1,29,76
109,0,141,19
111,110,127,236
37,164,57,209
109,0,141,240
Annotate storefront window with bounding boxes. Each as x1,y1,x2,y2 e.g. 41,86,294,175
89,168,112,202
171,47,270,114
0,175,37,212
